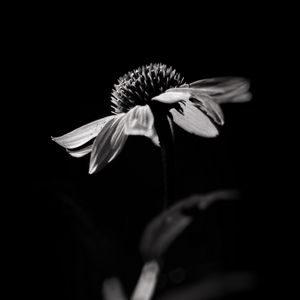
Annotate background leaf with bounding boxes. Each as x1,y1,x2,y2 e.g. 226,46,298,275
140,190,240,261
155,272,257,300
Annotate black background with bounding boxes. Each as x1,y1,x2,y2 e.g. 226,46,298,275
11,5,292,300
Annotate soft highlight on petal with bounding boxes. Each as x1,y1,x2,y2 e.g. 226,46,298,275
52,115,117,149
188,77,252,104
89,114,127,174
166,88,224,125
170,100,219,137
152,91,190,103
67,144,93,158
124,105,159,146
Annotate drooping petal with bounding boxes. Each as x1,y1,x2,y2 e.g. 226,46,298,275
152,91,190,103
52,115,116,149
166,88,224,125
89,114,127,174
170,100,219,137
191,91,224,125
66,144,93,158
150,135,160,147
192,94,224,125
188,77,252,104
124,105,159,146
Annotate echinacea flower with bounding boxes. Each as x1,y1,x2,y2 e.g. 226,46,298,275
52,63,251,174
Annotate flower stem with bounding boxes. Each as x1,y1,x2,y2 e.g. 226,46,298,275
150,103,175,210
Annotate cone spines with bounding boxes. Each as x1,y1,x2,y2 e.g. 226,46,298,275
111,63,185,114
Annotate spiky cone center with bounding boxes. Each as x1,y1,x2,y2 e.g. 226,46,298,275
111,63,185,114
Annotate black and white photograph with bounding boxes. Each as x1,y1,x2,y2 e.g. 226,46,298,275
14,5,292,299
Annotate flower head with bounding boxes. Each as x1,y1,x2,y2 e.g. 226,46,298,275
52,63,251,174
111,63,185,114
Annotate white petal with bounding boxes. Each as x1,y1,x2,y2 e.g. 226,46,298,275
170,100,219,137
188,77,252,104
190,91,224,125
89,114,127,174
150,135,160,147
166,88,224,125
52,115,116,149
152,91,190,103
66,144,93,158
124,105,159,146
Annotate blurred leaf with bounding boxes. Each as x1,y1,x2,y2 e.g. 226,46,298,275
140,189,240,261
102,277,127,300
155,272,257,300
131,261,160,300
102,262,160,300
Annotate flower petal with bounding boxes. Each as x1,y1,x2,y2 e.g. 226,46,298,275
89,114,127,174
170,100,219,137
191,92,224,125
52,115,116,149
66,144,93,158
188,77,252,104
124,105,159,146
152,91,190,103
166,88,224,125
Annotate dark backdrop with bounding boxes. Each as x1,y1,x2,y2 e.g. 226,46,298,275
14,6,287,300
